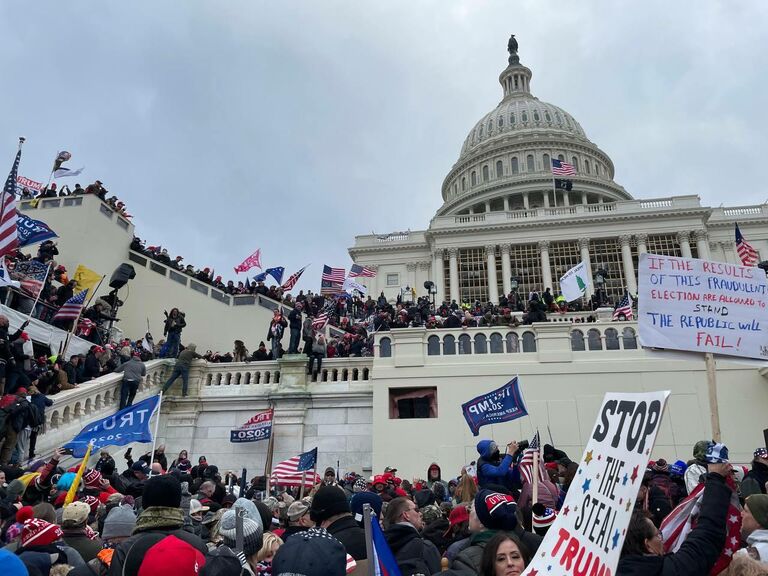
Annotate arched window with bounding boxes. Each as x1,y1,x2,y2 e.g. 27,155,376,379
571,156,579,171
427,335,441,356
595,163,601,176
522,331,537,352
506,332,519,353
496,160,503,178
526,155,535,172
498,116,504,128
605,328,620,350
471,171,477,186
458,334,471,354
474,333,488,354
482,165,489,182
587,329,602,350
522,111,529,123
479,125,483,137
380,337,392,357
558,154,565,161
461,177,466,191
585,160,591,174
545,111,552,122
510,113,516,125
488,120,493,133
443,334,456,355
543,154,550,171
622,327,638,349
511,157,519,174
571,329,586,351
490,333,504,353
533,110,540,122
555,111,562,124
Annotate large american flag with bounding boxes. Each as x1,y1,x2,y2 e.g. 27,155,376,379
0,147,22,257
349,264,376,278
271,448,319,487
736,223,759,267
518,431,546,485
281,266,307,292
551,158,576,176
322,265,345,283
612,293,634,321
52,289,88,322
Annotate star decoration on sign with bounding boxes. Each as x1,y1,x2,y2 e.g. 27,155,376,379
597,454,602,461
582,478,592,494
562,506,570,516
630,465,639,483
622,473,628,486
529,570,539,576
611,529,620,550
626,499,632,512
619,498,623,505
596,472,601,480
645,448,650,456
547,566,552,572
585,450,593,465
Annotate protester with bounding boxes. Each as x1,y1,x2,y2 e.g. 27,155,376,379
114,352,146,409
383,497,441,575
162,343,203,397
163,308,186,358
739,494,768,564
479,532,530,576
742,448,768,499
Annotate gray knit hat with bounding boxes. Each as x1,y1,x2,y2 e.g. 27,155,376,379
219,509,264,556
102,505,137,540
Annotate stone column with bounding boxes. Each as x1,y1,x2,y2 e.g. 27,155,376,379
485,201,491,213
503,197,509,212
523,192,530,209
539,240,553,291
711,241,729,263
432,250,445,304
418,261,430,298
543,191,551,208
694,230,711,260
486,245,499,304
448,248,459,303
579,237,594,295
563,191,570,207
677,231,693,258
406,262,417,292
635,233,648,255
620,235,637,295
581,192,588,205
501,244,512,296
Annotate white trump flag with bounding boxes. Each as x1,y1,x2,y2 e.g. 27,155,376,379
343,277,367,296
559,260,589,301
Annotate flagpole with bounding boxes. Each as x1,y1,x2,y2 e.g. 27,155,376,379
705,352,721,442
264,405,275,496
299,471,307,499
363,503,376,576
532,446,540,505
61,274,106,360
23,262,52,324
149,392,163,475
0,138,25,230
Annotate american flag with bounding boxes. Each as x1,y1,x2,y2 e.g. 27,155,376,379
13,260,49,297
312,312,329,330
52,289,88,322
271,448,319,487
0,147,22,258
518,431,546,485
736,223,759,267
551,158,576,176
281,266,307,292
320,279,342,296
612,293,634,321
322,265,345,283
349,264,376,278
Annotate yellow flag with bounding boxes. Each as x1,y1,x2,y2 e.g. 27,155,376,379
73,265,102,297
64,443,93,505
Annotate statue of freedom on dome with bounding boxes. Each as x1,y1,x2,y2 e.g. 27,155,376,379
507,34,520,64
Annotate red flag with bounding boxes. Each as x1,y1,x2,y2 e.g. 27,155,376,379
234,249,261,274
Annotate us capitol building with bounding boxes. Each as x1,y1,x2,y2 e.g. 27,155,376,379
349,37,763,307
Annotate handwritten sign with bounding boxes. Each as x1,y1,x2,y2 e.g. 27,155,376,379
461,377,528,436
638,253,768,359
522,391,669,576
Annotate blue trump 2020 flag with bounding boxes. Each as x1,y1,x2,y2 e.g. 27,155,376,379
16,213,57,248
63,395,160,457
461,377,528,436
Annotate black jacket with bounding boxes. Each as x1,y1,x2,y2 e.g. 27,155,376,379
617,473,731,576
384,523,441,575
327,515,367,560
288,308,303,330
742,461,768,498
422,518,451,554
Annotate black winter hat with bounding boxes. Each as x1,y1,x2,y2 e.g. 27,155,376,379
414,489,436,509
273,527,346,576
474,489,518,531
310,486,350,523
142,474,182,509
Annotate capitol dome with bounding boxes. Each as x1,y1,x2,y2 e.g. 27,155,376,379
436,38,631,217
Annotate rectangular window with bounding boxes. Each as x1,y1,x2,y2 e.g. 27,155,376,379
386,273,399,286
550,241,582,298
459,247,488,304
149,262,167,276
128,252,147,267
589,238,626,304
389,387,438,419
168,270,188,285
190,280,209,295
508,243,542,299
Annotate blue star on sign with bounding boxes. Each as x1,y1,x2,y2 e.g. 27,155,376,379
622,473,628,486
612,529,620,549
581,478,591,494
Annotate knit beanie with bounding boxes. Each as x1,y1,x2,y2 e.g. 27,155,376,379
255,501,274,532
746,495,768,529
414,489,436,509
32,502,57,524
754,448,768,460
143,474,182,509
272,527,346,576
310,486,350,523
232,498,264,528
420,504,443,524
350,492,383,523
102,504,137,540
84,468,103,489
218,509,264,556
62,501,91,528
651,459,669,473
80,495,100,515
353,478,368,493
531,503,557,536
0,549,27,576
17,506,64,547
693,440,710,461
474,489,518,531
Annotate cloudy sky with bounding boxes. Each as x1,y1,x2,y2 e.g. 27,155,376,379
1,1,766,293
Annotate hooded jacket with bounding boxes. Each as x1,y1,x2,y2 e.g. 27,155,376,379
384,523,441,576
476,440,515,490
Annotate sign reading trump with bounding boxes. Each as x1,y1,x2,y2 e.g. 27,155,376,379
521,391,670,576
638,253,768,360
461,377,528,436
230,409,273,443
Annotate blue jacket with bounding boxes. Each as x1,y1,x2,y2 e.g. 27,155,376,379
476,440,515,490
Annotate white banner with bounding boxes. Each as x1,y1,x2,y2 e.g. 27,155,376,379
638,253,768,360
522,390,670,576
343,277,367,296
559,260,590,302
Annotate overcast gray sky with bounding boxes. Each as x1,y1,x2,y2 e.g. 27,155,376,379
1,1,766,293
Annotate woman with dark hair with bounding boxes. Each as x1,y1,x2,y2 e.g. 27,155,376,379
618,461,731,576
480,532,530,576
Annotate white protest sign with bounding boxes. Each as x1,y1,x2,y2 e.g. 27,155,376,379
522,391,669,576
637,253,768,360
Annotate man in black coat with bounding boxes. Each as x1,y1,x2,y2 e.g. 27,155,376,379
384,497,441,575
310,485,367,560
287,303,303,354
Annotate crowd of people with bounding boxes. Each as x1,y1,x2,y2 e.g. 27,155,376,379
0,437,765,575
20,181,131,220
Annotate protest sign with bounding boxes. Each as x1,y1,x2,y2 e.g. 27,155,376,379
16,213,58,247
638,253,768,360
230,408,273,443
522,390,670,576
461,377,528,436
16,175,43,194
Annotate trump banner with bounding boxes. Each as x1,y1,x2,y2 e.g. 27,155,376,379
230,409,273,443
521,391,670,576
16,214,58,247
63,395,160,457
638,253,768,360
461,377,528,436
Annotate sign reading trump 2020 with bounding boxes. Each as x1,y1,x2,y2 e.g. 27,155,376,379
638,253,768,360
461,377,528,436
521,391,669,576
230,409,273,443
